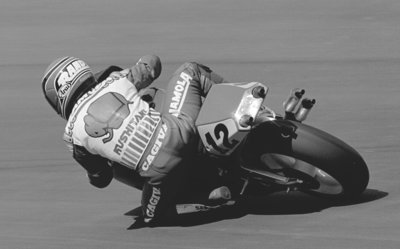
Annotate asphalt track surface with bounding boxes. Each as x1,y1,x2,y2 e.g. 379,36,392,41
1,1,399,248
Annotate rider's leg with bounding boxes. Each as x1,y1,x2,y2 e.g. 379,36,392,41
161,62,235,203
137,62,229,224
162,62,227,123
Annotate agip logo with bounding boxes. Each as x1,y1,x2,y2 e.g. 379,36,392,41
55,59,90,99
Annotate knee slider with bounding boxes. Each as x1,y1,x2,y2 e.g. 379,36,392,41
175,62,200,79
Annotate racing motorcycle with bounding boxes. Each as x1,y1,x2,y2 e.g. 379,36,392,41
96,67,370,214
181,82,369,212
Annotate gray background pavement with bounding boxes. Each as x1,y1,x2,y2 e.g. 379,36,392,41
1,0,399,248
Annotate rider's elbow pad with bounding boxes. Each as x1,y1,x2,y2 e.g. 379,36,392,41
88,166,113,188
73,145,108,174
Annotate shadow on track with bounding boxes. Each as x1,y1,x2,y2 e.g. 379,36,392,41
236,188,388,215
125,188,387,229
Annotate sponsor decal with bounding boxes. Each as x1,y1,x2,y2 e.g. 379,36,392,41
168,72,192,117
114,109,147,155
141,123,168,171
113,109,161,170
64,73,119,141
64,115,76,138
55,59,90,99
71,72,123,115
84,92,133,143
145,186,161,220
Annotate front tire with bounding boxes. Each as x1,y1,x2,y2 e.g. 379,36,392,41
241,120,369,199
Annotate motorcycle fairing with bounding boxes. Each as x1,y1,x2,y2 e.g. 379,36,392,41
196,82,268,156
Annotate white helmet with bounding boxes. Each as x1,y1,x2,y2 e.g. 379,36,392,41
42,56,97,119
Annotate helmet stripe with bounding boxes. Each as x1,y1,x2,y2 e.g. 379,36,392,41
42,56,95,120
42,57,74,115
60,67,92,118
41,56,71,91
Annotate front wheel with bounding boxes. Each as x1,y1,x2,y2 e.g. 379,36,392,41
241,120,369,199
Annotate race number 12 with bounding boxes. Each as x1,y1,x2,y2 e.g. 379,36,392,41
205,123,238,154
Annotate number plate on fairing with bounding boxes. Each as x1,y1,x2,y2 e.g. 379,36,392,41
196,82,268,156
197,119,247,155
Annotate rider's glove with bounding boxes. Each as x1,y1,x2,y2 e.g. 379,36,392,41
129,55,162,90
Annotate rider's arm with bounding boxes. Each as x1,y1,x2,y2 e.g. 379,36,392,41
72,145,113,188
94,65,123,83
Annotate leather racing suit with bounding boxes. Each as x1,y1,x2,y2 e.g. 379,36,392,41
63,61,226,224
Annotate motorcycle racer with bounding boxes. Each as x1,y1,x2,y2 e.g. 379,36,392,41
41,55,232,226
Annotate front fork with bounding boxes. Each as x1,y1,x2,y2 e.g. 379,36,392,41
238,88,316,196
283,88,316,122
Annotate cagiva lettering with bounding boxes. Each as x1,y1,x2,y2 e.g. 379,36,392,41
169,72,192,117
141,124,167,171
57,60,89,98
114,109,147,155
146,187,161,218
